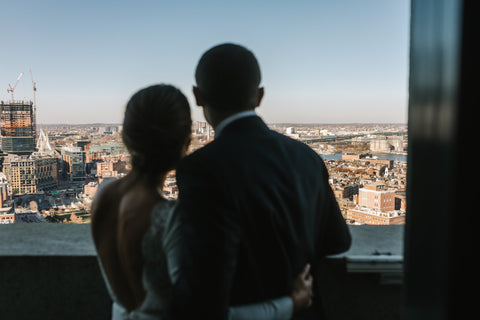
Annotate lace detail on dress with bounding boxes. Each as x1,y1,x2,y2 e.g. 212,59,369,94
137,200,176,318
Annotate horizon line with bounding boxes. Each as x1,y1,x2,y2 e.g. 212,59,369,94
38,122,408,126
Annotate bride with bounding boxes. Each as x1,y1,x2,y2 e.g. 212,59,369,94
91,84,313,319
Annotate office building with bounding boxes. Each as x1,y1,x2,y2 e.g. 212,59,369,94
347,183,405,225
2,154,58,196
61,146,86,182
358,183,395,212
0,101,36,155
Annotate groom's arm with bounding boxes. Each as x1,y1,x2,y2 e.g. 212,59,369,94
164,155,240,320
317,161,351,256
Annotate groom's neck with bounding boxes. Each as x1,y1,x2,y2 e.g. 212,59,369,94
204,106,255,129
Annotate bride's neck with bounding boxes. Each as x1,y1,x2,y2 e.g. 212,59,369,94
128,169,167,195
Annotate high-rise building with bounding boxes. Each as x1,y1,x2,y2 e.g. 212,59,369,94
61,146,86,182
1,128,60,196
347,183,405,225
0,101,36,155
370,136,407,153
2,154,58,196
358,183,395,212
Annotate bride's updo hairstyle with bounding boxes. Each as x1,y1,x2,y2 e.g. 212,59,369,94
122,84,192,184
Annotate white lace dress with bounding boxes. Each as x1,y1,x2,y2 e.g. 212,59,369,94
98,200,293,320
96,201,173,320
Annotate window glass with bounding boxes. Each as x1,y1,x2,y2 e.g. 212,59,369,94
0,0,409,225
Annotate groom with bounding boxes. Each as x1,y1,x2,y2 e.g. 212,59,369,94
164,43,351,319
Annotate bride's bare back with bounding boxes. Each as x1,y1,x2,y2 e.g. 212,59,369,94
91,174,163,311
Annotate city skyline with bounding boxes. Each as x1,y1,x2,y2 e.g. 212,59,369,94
0,0,410,124
1,121,408,225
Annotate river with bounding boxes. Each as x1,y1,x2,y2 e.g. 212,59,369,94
320,153,407,162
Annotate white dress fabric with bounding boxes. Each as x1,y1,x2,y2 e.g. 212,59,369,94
96,201,174,320
98,200,293,320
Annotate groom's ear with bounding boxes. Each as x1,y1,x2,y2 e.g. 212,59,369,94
255,87,264,107
193,86,205,107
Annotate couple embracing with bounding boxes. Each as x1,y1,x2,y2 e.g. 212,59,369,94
91,43,351,320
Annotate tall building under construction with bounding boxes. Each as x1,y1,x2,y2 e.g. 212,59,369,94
0,100,36,155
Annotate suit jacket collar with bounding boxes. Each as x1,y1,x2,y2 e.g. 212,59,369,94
214,111,267,139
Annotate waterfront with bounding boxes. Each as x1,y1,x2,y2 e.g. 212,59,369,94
321,153,407,162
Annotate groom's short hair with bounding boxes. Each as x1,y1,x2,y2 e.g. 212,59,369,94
195,43,261,111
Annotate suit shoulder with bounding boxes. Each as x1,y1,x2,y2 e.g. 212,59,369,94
273,130,325,159
179,140,223,167
176,142,222,185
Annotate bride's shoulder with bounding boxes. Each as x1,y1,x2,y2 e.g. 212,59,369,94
91,178,123,224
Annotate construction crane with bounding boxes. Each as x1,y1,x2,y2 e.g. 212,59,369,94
6,72,24,102
30,69,37,106
29,69,38,143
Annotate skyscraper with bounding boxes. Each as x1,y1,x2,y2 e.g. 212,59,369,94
2,128,59,196
0,101,36,155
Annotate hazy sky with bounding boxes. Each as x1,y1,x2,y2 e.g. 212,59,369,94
0,0,410,124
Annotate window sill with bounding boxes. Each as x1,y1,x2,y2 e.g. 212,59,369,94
0,224,404,277
0,223,95,256
0,224,404,319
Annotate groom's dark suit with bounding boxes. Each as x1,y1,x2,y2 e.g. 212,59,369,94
164,115,351,320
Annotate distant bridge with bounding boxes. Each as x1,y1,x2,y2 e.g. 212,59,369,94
300,135,359,144
300,131,407,145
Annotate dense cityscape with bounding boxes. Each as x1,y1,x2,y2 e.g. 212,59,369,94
0,98,407,225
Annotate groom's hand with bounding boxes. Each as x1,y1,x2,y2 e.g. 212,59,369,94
290,264,313,313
